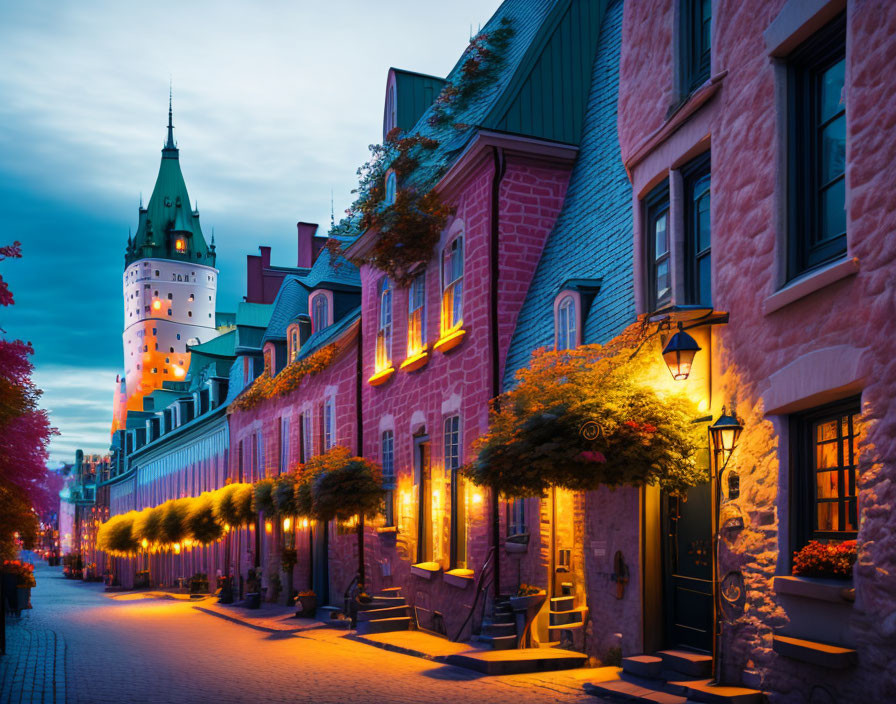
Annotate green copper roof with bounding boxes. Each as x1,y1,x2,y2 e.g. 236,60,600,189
125,101,216,268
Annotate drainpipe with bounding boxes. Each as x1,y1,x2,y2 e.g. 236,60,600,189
490,146,507,597
356,321,365,589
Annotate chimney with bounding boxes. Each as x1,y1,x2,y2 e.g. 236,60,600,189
297,222,319,268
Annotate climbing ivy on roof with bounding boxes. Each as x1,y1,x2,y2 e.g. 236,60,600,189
428,18,515,128
330,130,454,286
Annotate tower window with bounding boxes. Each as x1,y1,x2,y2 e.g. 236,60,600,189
170,347,174,353
168,293,173,300
175,239,185,252
188,294,194,302
155,270,160,277
188,311,192,317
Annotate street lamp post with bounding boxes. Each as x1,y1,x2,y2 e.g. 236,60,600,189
708,407,743,684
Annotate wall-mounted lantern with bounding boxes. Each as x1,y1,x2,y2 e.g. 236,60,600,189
662,323,702,380
709,407,743,469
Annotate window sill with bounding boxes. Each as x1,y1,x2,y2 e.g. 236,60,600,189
773,575,855,604
410,562,441,580
763,257,859,315
399,348,429,373
444,568,474,589
433,328,466,354
367,367,395,387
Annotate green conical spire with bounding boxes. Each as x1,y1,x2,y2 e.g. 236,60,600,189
126,96,216,268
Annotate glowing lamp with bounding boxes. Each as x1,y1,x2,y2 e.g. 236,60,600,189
224,523,230,533
141,538,149,549
174,366,186,378
301,518,309,529
709,407,743,469
472,491,483,505
173,542,181,554
152,300,162,311
265,520,273,533
283,517,291,531
175,239,185,252
662,323,701,381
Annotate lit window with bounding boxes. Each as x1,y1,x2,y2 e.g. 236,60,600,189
311,294,329,332
376,278,393,372
188,294,194,302
381,430,395,526
407,273,426,356
264,348,273,374
384,171,397,206
175,239,185,251
288,327,300,362
792,398,860,551
152,300,162,311
556,295,577,350
441,237,463,335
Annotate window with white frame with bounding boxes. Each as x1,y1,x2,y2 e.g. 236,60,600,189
324,397,336,450
407,273,426,356
256,431,265,480
382,430,395,527
645,185,671,311
445,415,466,569
376,277,393,371
311,293,329,333
280,416,290,474
302,409,313,461
556,295,577,350
441,237,463,335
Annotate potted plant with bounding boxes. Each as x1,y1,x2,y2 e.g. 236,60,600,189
510,583,546,612
245,570,261,609
296,590,317,618
189,571,209,595
2,560,36,612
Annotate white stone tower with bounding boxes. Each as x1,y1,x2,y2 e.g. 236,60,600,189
122,98,218,412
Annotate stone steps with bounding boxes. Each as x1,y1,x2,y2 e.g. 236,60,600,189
476,633,517,650
549,607,586,627
356,595,405,610
481,620,516,637
447,647,587,675
585,651,762,704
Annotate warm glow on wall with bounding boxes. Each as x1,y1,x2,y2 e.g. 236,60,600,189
152,299,162,311
472,491,483,505
173,366,186,378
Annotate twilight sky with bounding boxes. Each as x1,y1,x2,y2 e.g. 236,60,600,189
0,0,502,465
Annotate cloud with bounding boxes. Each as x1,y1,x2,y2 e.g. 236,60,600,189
0,0,502,466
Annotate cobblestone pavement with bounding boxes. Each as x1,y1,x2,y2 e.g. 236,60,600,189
1,563,601,704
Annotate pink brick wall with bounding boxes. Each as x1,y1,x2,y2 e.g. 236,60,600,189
620,1,896,698
351,152,571,636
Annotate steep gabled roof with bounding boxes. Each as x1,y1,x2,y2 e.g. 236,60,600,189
126,101,215,268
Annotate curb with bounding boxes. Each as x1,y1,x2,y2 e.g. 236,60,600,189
192,605,331,634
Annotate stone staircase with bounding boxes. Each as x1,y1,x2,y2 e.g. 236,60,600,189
548,595,588,641
585,650,763,704
354,586,411,635
476,595,518,649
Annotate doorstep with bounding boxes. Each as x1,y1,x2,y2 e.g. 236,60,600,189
193,600,330,633
348,629,482,662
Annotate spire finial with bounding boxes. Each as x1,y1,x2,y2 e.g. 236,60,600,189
330,190,335,229
165,80,176,150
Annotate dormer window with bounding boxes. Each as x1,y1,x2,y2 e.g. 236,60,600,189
376,277,393,372
441,236,464,335
288,325,300,363
384,80,397,137
384,171,397,206
175,238,185,252
311,293,330,333
555,294,579,350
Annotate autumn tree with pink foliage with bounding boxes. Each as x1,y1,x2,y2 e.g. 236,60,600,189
0,242,57,560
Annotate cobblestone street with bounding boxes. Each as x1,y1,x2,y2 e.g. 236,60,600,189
1,564,598,704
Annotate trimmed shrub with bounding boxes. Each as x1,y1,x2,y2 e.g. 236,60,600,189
187,494,224,545
253,478,276,516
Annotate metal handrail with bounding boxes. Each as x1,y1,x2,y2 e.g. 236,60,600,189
451,545,496,642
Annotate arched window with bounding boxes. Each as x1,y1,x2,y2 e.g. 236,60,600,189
384,171,397,206
441,237,463,335
288,327,300,363
311,294,329,332
556,295,577,350
376,277,393,371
